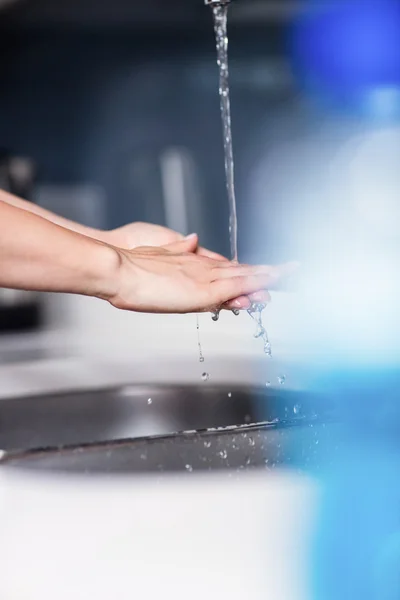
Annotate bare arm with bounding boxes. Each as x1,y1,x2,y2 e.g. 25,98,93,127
0,200,116,298
0,188,101,240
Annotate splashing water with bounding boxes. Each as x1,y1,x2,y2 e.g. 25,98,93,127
248,303,272,357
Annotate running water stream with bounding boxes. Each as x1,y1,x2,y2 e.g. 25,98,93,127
211,2,272,358
212,3,238,264
196,1,274,374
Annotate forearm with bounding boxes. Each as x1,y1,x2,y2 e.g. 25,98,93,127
0,200,118,298
0,188,103,241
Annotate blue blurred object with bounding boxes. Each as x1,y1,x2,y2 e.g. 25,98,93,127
289,0,400,118
310,367,400,600
312,442,400,600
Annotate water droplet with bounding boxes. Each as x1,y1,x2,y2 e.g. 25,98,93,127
265,381,271,387
219,449,228,459
294,404,301,415
249,437,255,447
228,392,232,398
211,310,220,322
196,314,205,364
204,441,212,449
185,464,193,472
140,453,147,460
264,342,272,357
244,414,251,423
278,375,286,385
245,457,251,466
202,372,210,382
147,398,153,405
232,309,240,316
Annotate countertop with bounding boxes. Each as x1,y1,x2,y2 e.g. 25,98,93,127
0,291,309,398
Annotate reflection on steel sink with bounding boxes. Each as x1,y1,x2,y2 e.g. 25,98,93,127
0,384,341,474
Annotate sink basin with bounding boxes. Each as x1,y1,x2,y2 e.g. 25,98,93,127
0,384,341,474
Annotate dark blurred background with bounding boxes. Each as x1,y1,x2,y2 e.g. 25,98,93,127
0,0,399,314
0,0,301,263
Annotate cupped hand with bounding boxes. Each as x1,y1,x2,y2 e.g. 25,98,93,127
107,235,296,314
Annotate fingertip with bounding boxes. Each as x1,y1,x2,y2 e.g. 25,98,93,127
249,290,271,304
165,233,199,253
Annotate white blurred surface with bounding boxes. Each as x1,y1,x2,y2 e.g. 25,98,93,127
0,468,318,600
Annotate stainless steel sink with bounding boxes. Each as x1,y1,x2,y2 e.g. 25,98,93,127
0,384,342,474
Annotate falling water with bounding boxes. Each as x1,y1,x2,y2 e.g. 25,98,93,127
196,314,205,363
212,3,238,263
209,3,238,325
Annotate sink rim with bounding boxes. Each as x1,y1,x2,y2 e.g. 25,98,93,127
0,382,286,404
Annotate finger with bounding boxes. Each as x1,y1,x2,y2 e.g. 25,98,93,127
212,264,278,280
215,261,249,268
222,296,251,310
212,273,281,304
197,247,229,262
213,262,299,286
163,233,198,254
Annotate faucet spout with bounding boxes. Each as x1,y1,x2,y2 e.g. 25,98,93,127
204,0,232,5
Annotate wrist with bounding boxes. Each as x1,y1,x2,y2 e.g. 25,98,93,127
86,241,122,302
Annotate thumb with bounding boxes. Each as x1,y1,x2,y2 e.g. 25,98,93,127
164,233,199,253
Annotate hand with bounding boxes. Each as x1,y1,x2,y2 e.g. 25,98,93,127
104,223,271,308
106,235,297,314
